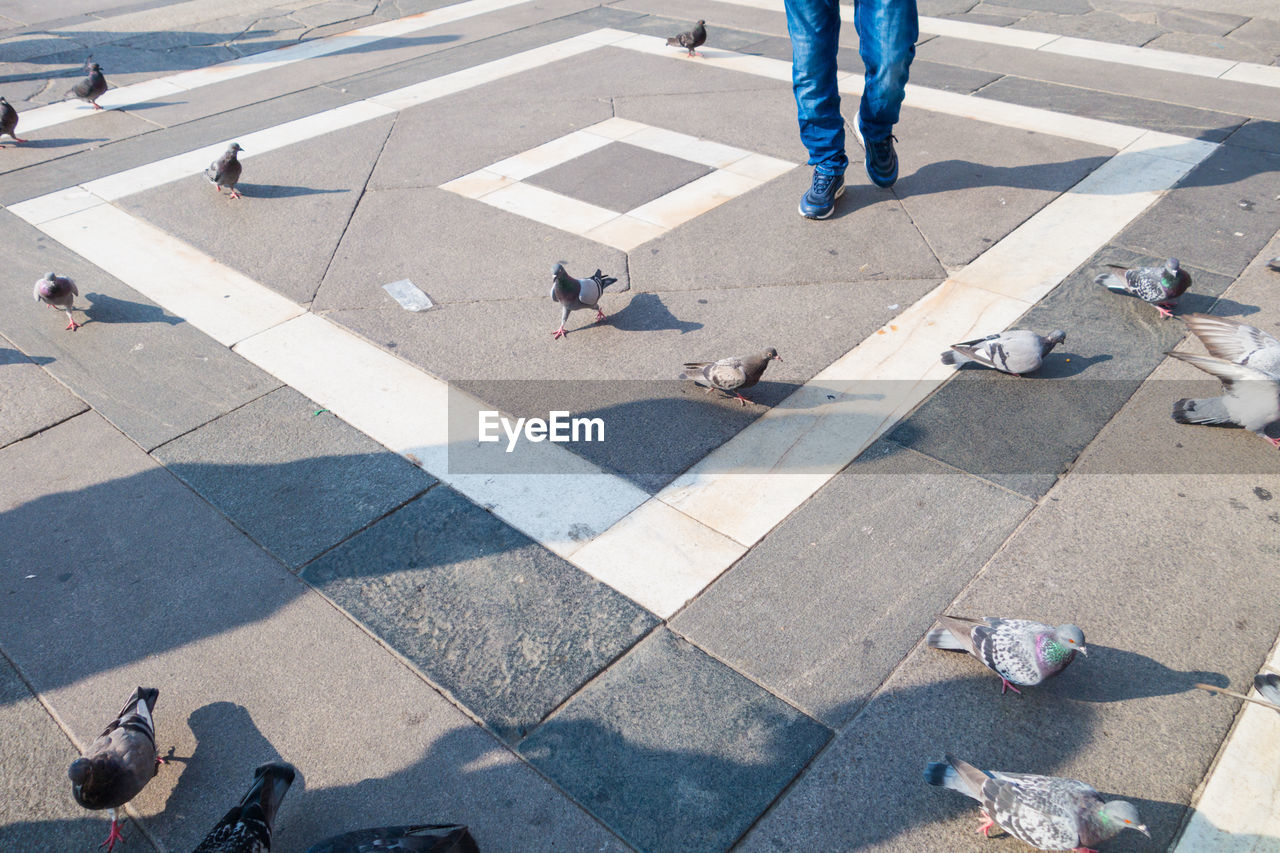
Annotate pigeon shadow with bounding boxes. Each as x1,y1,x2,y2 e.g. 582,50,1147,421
1176,293,1260,317
1034,352,1113,378
0,346,54,366
606,292,702,334
1045,645,1228,704
83,292,183,326
2,137,107,148
234,184,349,199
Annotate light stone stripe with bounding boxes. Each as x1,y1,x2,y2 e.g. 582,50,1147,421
15,0,538,134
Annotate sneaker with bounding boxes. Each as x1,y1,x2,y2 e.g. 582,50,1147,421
865,134,898,188
798,170,845,219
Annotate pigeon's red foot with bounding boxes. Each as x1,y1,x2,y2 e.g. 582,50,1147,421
156,755,166,766
977,810,996,837
552,327,567,340
91,103,103,111
594,309,607,323
1000,678,1023,695
1266,436,1280,448
1072,848,1099,853
690,50,703,57
65,319,80,331
734,393,749,407
99,818,124,851
229,190,242,199
1156,304,1174,319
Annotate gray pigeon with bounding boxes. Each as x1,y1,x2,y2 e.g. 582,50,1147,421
550,262,617,339
69,687,163,853
33,272,80,330
206,143,245,199
1257,673,1280,708
306,824,479,853
1169,351,1280,448
0,96,26,144
940,329,1066,376
1095,258,1191,319
927,616,1085,694
681,348,781,406
1182,313,1280,377
667,20,707,56
67,61,108,109
193,762,296,853
925,754,1149,850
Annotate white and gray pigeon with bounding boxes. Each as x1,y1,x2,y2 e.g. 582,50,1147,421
193,762,296,853
925,754,1149,851
1,96,27,144
1095,258,1191,319
67,61,108,109
1168,351,1280,448
666,20,707,56
34,272,80,330
940,329,1066,376
305,824,479,853
69,687,163,853
206,143,245,199
550,262,618,339
927,615,1086,695
681,348,782,406
1181,313,1280,378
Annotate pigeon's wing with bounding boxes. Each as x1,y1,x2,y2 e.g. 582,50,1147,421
305,824,479,853
69,75,93,99
1168,351,1280,432
1183,314,1280,376
1255,673,1280,709
981,772,1090,850
1124,266,1167,302
990,330,1044,374
575,274,603,309
930,615,984,658
74,688,159,810
64,276,78,297
976,619,1045,685
194,762,295,853
703,357,748,391
948,334,1003,369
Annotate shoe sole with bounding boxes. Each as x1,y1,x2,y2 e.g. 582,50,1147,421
798,185,845,220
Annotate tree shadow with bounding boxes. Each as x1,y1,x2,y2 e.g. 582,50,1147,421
82,292,183,325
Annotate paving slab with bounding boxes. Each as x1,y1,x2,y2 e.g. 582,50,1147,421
1143,30,1278,65
152,386,435,568
0,106,156,176
526,142,713,213
1225,117,1280,155
0,339,86,448
0,412,628,853
672,438,1033,728
0,211,280,451
974,74,1246,143
1013,8,1167,43
302,485,659,743
121,113,395,304
0,650,121,850
888,248,1233,497
518,627,832,853
1118,141,1280,278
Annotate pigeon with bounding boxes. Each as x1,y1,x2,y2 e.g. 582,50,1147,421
1,96,26,144
926,615,1085,694
667,20,707,57
206,143,245,199
193,762,296,853
681,348,782,406
925,754,1149,851
67,61,108,109
69,687,163,853
940,329,1066,376
1195,676,1280,713
306,824,479,853
33,272,80,330
1168,351,1280,448
1095,258,1191,319
1181,313,1280,378
550,262,618,339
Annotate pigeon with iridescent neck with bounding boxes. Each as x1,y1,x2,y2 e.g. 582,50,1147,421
926,615,1085,694
1,96,26,144
194,762,296,853
1095,258,1191,319
67,61,107,109
34,272,80,330
69,687,163,853
667,20,706,57
550,262,618,339
925,754,1149,852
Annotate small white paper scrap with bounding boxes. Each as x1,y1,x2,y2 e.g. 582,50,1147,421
383,279,435,311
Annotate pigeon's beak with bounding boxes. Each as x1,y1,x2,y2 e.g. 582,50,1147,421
1137,824,1150,838
1076,645,1087,657
774,354,784,362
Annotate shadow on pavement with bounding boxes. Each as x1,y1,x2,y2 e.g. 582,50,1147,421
83,292,183,325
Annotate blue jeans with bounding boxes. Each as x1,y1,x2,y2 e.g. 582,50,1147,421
785,0,918,175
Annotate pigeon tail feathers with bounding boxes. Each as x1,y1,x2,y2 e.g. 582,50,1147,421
925,626,967,651
1172,397,1231,425
1256,673,1280,707
1095,272,1127,292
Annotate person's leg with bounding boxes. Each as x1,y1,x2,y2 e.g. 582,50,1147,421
785,0,847,176
855,0,918,187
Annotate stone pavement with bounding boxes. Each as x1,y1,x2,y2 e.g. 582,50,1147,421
1,0,1279,851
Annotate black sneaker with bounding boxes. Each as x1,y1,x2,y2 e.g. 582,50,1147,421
865,134,898,188
798,170,845,219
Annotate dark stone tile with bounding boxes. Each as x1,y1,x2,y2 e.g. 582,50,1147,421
1013,9,1165,44
673,439,1031,727
303,487,659,743
0,213,280,451
526,141,713,213
1225,118,1280,154
910,60,1003,95
975,75,1245,143
887,248,1233,497
152,386,434,568
0,342,87,449
519,628,831,853
1118,143,1280,278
